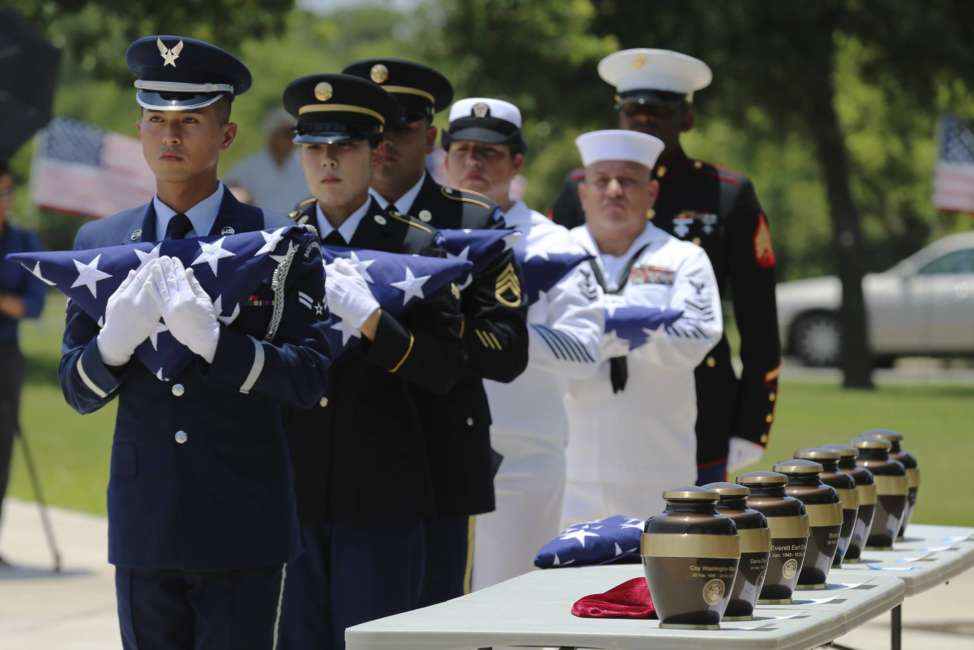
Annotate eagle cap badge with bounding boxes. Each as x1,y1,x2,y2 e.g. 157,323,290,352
472,102,490,118
157,38,184,67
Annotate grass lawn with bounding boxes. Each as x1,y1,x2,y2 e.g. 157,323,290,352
7,293,973,527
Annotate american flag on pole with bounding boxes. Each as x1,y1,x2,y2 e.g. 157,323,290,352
933,114,974,213
30,117,155,218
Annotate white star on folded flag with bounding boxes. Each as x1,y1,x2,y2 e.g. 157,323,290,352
70,254,112,298
347,250,375,284
446,246,470,263
212,295,240,326
502,231,521,251
27,262,55,286
191,237,235,275
391,267,431,305
134,244,161,269
254,227,287,256
331,317,361,346
524,245,549,261
559,529,601,548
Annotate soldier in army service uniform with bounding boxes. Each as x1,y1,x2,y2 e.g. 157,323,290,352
343,58,529,606
277,73,466,650
550,48,781,483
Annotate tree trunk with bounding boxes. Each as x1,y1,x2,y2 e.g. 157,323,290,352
806,58,874,389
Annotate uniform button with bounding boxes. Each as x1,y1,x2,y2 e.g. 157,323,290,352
692,237,701,246
418,210,432,222
769,392,777,402
765,414,774,424
374,215,387,225
706,357,716,368
760,433,769,444
466,417,474,427
174,430,188,445
319,396,329,408
171,383,185,397
694,160,703,169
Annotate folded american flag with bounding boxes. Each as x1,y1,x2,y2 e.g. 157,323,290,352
437,228,518,280
535,515,645,568
518,247,593,305
604,305,684,352
8,226,318,380
320,246,472,356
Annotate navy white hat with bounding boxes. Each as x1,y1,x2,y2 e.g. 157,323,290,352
126,35,251,111
342,58,453,125
576,129,664,170
598,48,712,106
442,97,526,153
282,73,400,145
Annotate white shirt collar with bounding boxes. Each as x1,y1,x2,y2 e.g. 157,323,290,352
501,200,533,227
154,182,225,239
369,172,426,215
316,197,372,244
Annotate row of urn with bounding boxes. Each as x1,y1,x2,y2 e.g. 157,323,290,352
641,429,920,629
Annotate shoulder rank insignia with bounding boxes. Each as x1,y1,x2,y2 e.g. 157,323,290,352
753,213,776,269
494,262,522,307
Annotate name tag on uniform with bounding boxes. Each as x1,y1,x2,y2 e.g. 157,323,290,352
628,264,675,286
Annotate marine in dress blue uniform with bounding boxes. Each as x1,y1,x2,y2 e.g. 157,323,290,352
549,49,781,484
276,74,466,650
0,163,47,562
343,59,529,606
57,36,332,650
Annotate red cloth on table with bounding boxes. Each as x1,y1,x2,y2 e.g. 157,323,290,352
571,577,657,619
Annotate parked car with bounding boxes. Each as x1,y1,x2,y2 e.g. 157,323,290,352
777,232,974,366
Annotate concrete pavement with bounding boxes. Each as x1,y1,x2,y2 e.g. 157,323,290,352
1,498,972,649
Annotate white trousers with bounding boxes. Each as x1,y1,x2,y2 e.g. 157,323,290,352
473,433,565,591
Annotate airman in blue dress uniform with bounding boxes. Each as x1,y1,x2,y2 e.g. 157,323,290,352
57,35,332,650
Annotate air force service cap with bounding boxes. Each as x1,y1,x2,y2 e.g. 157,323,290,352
598,48,712,108
282,73,400,145
126,35,251,111
442,97,527,154
576,129,664,170
342,58,453,125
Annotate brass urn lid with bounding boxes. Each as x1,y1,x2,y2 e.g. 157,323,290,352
662,486,720,502
737,471,788,487
702,481,750,497
852,437,892,451
860,428,903,443
772,458,824,475
822,444,857,459
795,447,841,462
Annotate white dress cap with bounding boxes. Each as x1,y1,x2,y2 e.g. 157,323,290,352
598,48,712,96
448,97,522,128
575,129,664,169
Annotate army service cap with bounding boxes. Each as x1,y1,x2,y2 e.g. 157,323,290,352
283,73,400,145
598,48,712,107
126,35,251,111
343,58,453,124
442,97,526,153
576,129,664,170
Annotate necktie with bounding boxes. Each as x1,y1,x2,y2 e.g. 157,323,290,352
323,230,346,246
164,213,193,240
610,356,628,393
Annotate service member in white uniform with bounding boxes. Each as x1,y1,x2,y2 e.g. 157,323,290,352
441,98,605,588
562,129,723,526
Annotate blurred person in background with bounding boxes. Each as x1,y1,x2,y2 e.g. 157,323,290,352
0,161,46,566
226,107,306,214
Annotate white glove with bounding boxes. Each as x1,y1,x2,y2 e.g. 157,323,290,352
727,437,766,472
146,256,220,364
96,261,162,366
325,257,379,329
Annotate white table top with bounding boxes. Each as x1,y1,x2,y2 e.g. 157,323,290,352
346,523,973,649
838,523,974,596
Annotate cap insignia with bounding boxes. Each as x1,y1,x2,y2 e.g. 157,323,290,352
370,64,389,84
314,82,333,102
157,38,184,68
632,53,648,69
472,102,490,118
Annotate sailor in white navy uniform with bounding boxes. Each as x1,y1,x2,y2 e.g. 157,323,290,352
562,130,722,525
57,35,332,650
439,98,605,588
